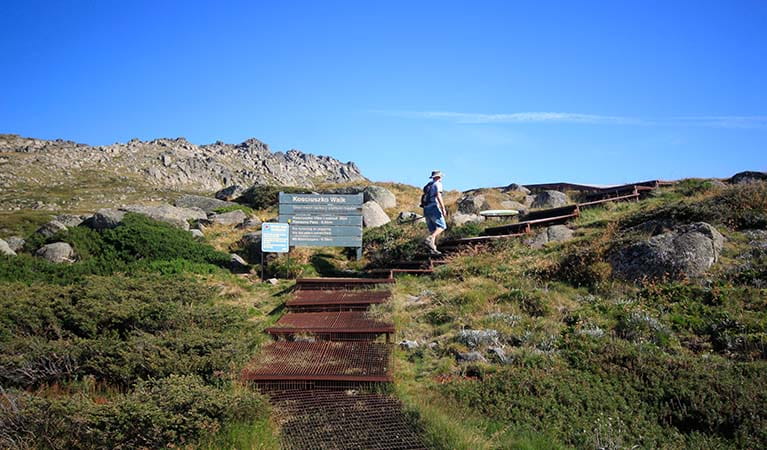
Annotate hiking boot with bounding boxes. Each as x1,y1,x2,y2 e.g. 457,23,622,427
424,236,441,255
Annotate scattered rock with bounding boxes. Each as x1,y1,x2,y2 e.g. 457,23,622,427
457,351,487,363
457,329,500,348
452,212,484,226
610,222,725,281
91,208,126,230
502,183,531,195
397,211,425,224
230,254,249,272
457,193,490,214
190,229,204,238
0,239,16,256
399,340,419,350
730,171,767,184
4,236,25,252
175,194,237,214
35,220,68,238
215,185,246,201
236,217,262,230
531,190,568,209
488,347,511,364
362,201,390,228
363,186,397,209
265,278,279,285
54,214,87,227
208,210,248,226
35,242,74,263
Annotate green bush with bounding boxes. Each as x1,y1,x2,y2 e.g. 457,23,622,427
213,204,255,215
240,185,309,210
2,375,266,449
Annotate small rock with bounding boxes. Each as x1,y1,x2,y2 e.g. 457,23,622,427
209,210,248,226
427,342,438,350
54,214,87,227
190,229,204,238
397,211,425,224
526,224,574,249
35,242,75,263
399,340,419,350
230,254,249,272
452,212,484,226
4,236,25,252
531,190,568,209
174,194,238,214
0,239,16,256
457,351,487,363
91,208,126,230
236,217,262,230
36,220,68,238
457,329,500,348
215,185,246,201
488,347,510,364
362,201,391,228
363,186,397,209
502,183,531,195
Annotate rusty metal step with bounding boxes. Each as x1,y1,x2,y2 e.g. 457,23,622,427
266,311,394,341
295,277,395,290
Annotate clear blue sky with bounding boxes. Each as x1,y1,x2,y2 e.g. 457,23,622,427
1,0,765,190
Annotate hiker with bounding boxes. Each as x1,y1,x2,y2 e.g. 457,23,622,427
421,170,447,255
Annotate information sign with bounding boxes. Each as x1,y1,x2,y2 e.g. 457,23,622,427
261,222,290,253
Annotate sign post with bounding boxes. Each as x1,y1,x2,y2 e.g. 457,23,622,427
278,192,363,259
260,222,290,280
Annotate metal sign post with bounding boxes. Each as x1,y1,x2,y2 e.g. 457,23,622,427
261,222,290,280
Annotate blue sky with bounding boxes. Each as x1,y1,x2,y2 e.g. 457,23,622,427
1,0,765,191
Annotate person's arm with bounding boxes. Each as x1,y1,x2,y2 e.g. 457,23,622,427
436,191,447,218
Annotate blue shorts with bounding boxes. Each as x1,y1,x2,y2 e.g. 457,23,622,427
423,204,447,233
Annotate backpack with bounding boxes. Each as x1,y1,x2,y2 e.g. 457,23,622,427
419,181,435,208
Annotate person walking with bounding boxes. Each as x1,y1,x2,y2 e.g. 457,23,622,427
421,170,447,255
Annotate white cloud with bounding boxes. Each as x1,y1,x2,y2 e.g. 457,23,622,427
372,110,767,129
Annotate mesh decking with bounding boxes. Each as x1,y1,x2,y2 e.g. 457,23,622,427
266,311,394,340
287,290,391,311
296,277,395,290
270,390,427,450
242,341,391,384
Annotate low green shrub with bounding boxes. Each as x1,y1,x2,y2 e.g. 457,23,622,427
240,185,309,210
213,204,255,215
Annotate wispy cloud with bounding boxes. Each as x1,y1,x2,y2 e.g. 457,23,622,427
371,110,767,129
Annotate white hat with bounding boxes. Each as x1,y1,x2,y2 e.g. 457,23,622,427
430,170,443,179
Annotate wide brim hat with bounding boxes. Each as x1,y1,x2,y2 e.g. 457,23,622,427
430,170,443,179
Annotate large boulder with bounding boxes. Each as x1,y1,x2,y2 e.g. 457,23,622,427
610,222,724,281
122,204,204,230
214,185,246,201
526,225,574,249
0,239,16,256
174,194,237,214
236,217,262,230
531,190,568,209
208,210,248,226
362,201,390,228
730,171,767,184
323,186,364,195
35,220,68,238
239,232,262,260
35,242,75,263
457,193,490,214
4,236,25,252
91,208,126,230
452,212,484,227
363,186,396,209
499,200,528,214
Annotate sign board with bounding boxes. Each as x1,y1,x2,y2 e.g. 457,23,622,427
278,193,364,254
261,222,290,253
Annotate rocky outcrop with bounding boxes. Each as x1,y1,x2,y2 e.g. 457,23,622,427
730,171,767,184
610,222,724,281
121,205,204,230
362,201,390,228
91,209,126,230
35,242,75,263
174,194,236,214
0,239,16,256
502,183,531,195
54,214,88,227
0,134,367,197
36,220,68,238
208,210,248,226
215,185,246,201
531,190,568,209
363,186,396,209
4,236,24,252
452,212,484,226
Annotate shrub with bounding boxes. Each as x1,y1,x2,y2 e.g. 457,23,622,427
213,204,255,215
240,185,310,210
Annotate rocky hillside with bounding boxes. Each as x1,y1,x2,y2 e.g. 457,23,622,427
0,134,365,210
